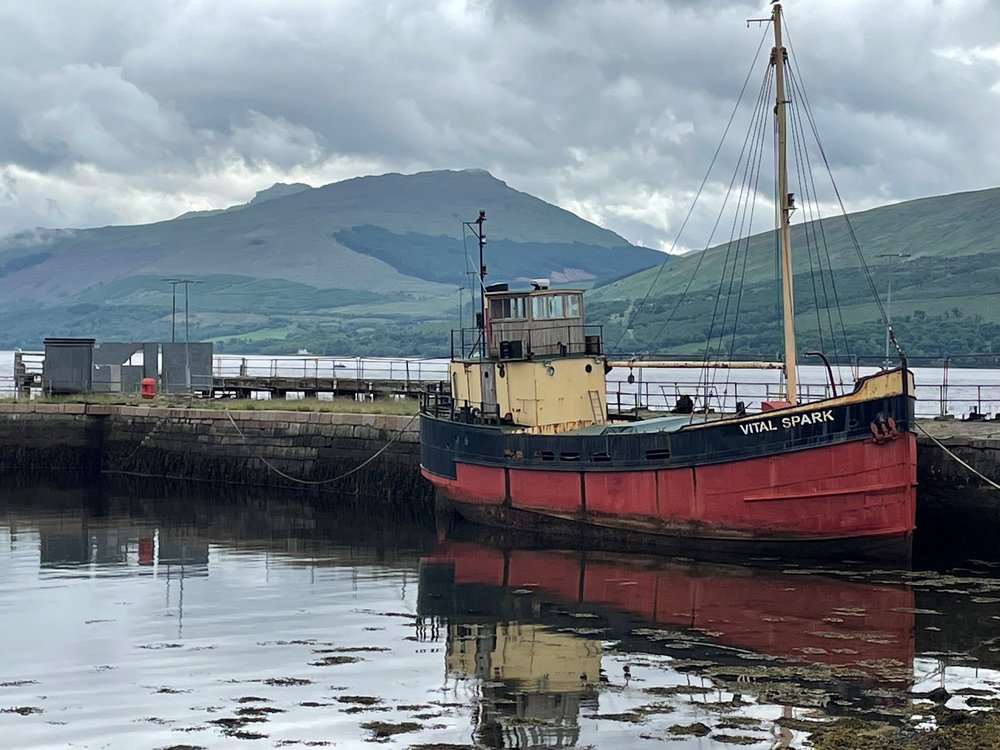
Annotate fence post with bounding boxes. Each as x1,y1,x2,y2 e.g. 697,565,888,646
14,351,25,400
941,357,949,417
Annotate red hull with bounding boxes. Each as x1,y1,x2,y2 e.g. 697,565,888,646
423,433,916,545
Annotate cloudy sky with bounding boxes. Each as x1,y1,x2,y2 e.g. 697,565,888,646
0,0,997,251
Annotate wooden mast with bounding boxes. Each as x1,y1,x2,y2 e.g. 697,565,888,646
772,2,798,403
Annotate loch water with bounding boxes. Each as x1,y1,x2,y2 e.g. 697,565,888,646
2,479,1000,749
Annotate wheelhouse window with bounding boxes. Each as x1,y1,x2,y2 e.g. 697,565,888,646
489,296,527,320
565,294,581,317
530,293,582,320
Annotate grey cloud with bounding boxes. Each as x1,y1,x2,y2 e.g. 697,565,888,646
17,64,194,172
0,0,994,249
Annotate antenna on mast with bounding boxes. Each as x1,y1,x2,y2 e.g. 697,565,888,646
463,210,487,345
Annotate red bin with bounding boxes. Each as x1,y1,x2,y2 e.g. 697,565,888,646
140,377,156,399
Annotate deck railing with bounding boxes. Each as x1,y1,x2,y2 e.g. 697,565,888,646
450,325,603,361
607,378,1000,421
7,350,1000,420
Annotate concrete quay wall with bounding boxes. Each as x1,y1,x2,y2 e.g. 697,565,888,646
916,419,1000,515
0,403,429,505
0,404,997,514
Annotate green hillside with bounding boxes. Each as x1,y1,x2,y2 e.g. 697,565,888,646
588,187,1000,360
2,171,997,359
0,169,661,353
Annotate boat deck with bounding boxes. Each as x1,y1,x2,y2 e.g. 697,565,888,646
579,414,716,435
499,413,728,437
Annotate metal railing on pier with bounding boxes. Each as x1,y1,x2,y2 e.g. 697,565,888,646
6,352,450,400
6,350,1000,420
213,355,449,383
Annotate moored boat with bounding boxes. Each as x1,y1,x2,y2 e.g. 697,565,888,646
419,3,917,562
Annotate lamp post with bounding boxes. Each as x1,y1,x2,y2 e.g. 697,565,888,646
164,278,203,391
164,280,179,342
875,253,911,360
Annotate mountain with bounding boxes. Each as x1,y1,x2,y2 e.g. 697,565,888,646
587,187,1000,360
175,182,313,220
6,169,995,359
0,169,662,353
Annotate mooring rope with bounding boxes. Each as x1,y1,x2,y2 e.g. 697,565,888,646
915,422,1000,491
224,409,419,486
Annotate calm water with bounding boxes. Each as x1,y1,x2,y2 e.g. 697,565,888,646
2,482,1000,749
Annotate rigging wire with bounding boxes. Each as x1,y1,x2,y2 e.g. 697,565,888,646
786,67,851,384
607,22,772,355
640,52,774,356
722,82,770,371
786,67,854,379
699,66,772,403
786,76,829,358
782,19,900,364
725,75,771,393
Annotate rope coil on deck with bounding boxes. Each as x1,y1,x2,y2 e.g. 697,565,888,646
916,422,1000,491
224,409,418,485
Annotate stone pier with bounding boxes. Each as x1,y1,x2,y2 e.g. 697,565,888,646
916,419,1000,521
0,403,429,509
0,404,997,523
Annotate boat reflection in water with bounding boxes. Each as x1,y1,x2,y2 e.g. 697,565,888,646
418,532,915,747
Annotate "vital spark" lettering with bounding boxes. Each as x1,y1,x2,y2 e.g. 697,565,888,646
738,409,835,435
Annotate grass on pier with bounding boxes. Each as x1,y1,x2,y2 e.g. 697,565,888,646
4,393,420,415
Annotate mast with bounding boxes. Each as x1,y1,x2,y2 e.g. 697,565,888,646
464,210,487,353
475,210,486,345
772,2,798,402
